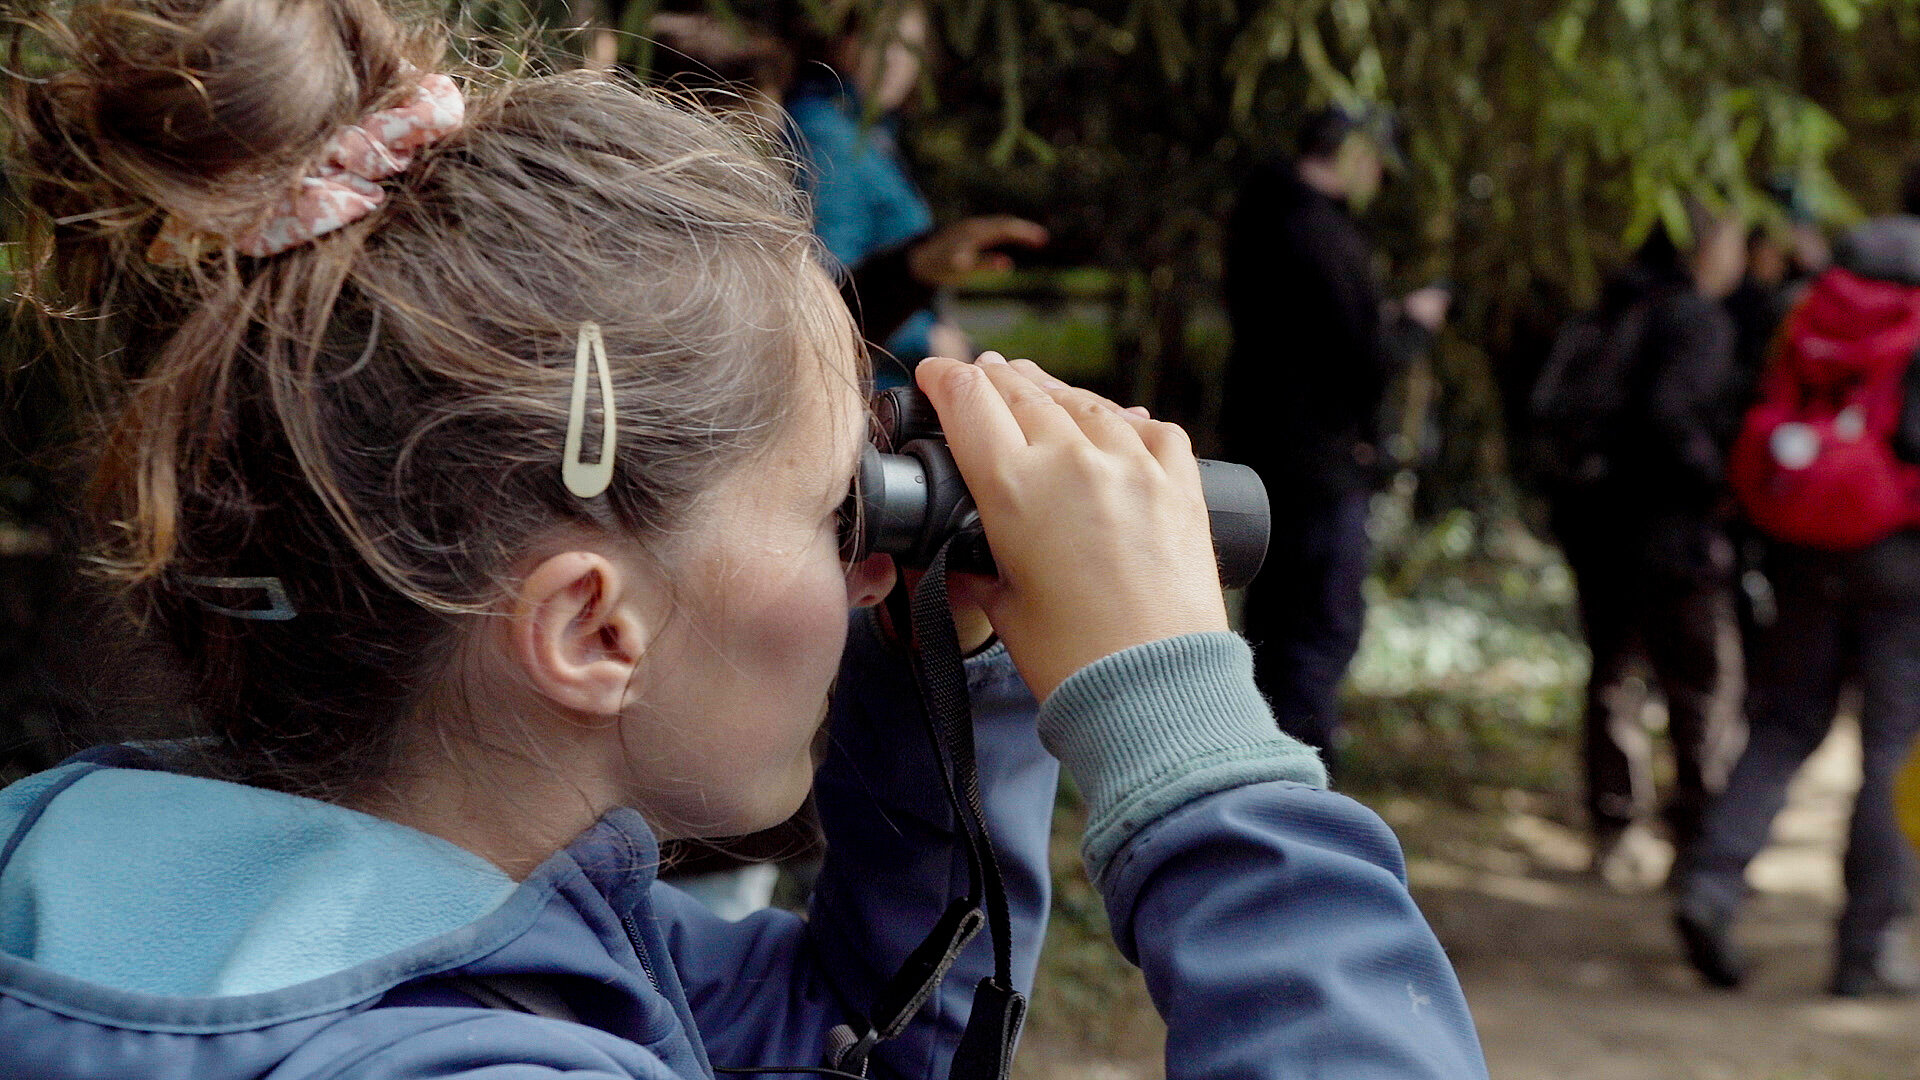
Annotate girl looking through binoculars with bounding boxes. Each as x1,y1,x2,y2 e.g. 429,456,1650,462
0,2,1487,1077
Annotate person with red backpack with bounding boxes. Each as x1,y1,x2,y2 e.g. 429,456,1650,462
1677,210,1920,997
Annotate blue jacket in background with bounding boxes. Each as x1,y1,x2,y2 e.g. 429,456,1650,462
786,72,938,379
0,615,1489,1078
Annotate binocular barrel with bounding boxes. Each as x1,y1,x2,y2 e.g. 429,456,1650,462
852,441,1272,590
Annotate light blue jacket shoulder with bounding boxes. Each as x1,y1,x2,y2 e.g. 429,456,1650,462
0,616,1055,1080
0,618,1488,1079
784,75,933,270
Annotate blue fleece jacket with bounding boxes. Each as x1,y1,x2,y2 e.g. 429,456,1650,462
0,614,1488,1079
786,72,938,376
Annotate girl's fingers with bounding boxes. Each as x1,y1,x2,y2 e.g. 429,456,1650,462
1008,358,1147,423
1138,416,1199,476
999,358,1198,479
1005,356,1079,397
1006,357,1157,454
915,357,1028,463
929,352,1185,478
974,354,1084,447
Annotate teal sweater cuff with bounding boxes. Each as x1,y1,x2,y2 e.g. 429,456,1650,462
1035,632,1327,884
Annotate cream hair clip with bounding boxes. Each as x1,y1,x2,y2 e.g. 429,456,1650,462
564,322,618,499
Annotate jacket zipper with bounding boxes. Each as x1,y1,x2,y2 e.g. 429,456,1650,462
622,910,662,992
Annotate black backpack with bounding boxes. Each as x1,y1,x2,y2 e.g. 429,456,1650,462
1526,299,1658,492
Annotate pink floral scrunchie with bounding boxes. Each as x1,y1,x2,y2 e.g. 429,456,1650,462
147,72,464,266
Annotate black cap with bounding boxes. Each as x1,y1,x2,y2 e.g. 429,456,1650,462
1298,105,1406,170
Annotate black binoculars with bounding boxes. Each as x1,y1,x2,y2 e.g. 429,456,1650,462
840,385,1271,589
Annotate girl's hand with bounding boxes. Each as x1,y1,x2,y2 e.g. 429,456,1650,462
916,353,1230,701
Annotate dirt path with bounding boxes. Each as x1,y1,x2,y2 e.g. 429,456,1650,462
1403,719,1920,1080
1016,721,1920,1080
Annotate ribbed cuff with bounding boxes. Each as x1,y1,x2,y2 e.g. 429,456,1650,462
1036,632,1327,884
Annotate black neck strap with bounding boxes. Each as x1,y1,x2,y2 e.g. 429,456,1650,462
825,539,1026,1080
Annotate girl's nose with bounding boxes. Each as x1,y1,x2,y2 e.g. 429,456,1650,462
846,553,897,609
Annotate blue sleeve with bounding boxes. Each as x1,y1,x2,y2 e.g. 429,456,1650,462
665,611,1057,1080
790,98,934,272
789,99,877,269
1104,787,1488,1079
1041,634,1489,1080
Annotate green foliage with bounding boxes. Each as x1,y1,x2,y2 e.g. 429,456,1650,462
472,1,1920,500
917,1,1877,256
1342,499,1588,800
905,0,1920,506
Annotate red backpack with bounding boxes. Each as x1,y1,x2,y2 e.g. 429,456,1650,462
1729,266,1920,550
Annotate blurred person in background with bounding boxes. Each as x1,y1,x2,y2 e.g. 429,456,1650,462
1221,106,1449,770
1726,225,1797,383
780,2,1044,385
1679,192,1920,998
1529,203,1749,891
1726,184,1830,393
1722,200,1829,679
645,5,1046,369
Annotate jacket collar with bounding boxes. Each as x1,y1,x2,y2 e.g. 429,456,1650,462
0,751,682,1046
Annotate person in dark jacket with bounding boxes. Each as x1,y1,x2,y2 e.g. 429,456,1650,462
1720,215,1828,683
1677,213,1920,998
1724,213,1829,402
1725,227,1795,384
1541,211,1749,891
1221,107,1448,762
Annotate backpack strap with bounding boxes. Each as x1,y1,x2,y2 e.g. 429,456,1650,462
1895,340,1920,465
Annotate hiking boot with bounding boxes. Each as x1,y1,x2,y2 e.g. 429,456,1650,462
1674,894,1745,989
1831,920,1920,998
1828,964,1920,998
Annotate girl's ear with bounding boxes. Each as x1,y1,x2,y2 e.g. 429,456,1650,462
511,551,656,716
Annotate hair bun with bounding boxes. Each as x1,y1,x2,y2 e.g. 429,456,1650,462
11,0,435,255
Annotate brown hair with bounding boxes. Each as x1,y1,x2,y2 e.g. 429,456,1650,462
7,0,856,801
